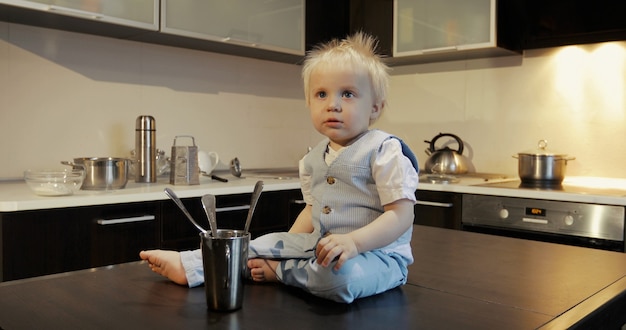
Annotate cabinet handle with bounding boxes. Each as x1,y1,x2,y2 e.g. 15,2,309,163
216,205,250,212
47,5,104,20
96,215,156,225
221,37,259,48
415,201,454,208
422,46,458,54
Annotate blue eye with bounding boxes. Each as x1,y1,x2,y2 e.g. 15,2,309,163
342,91,354,98
317,91,326,98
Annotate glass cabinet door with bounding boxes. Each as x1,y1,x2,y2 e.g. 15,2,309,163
161,0,305,55
394,0,493,56
1,0,158,30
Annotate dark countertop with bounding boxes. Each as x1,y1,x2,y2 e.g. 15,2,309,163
1,226,625,329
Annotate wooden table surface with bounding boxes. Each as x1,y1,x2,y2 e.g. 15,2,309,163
1,226,625,329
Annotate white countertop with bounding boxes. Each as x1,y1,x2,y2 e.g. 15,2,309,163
418,176,626,206
0,175,301,212
2,175,626,212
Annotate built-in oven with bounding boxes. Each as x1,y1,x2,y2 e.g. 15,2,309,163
462,192,626,252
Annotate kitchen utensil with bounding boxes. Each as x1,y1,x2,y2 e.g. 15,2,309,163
230,158,242,178
228,158,295,180
204,174,228,182
513,139,575,184
24,168,85,196
201,229,249,311
244,181,264,234
424,133,474,174
170,135,200,185
135,115,157,183
62,157,130,190
164,187,207,234
201,194,219,237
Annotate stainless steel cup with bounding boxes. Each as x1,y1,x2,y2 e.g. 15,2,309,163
200,229,250,311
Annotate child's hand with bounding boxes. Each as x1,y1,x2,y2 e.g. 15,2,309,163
315,234,358,270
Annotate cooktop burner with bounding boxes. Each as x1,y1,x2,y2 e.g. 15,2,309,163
478,179,626,197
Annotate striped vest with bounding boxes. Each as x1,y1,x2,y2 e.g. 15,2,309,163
303,129,417,260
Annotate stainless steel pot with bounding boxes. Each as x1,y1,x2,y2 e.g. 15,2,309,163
62,157,130,190
513,140,575,184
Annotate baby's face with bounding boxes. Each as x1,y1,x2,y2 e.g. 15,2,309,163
307,66,382,149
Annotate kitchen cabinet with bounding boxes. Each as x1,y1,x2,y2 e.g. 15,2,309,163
160,0,304,56
520,0,626,49
305,0,394,56
0,201,160,282
392,0,522,64
0,0,158,36
0,189,304,282
161,189,305,251
414,190,462,230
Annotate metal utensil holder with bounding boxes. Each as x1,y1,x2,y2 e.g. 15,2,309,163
170,135,200,185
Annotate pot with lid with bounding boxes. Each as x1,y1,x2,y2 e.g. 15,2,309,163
424,133,474,174
513,139,575,184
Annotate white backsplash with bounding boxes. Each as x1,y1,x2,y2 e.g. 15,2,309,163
1,22,625,179
0,23,321,179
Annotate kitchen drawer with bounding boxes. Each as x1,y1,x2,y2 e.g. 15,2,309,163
0,201,160,282
90,202,160,267
160,189,304,250
414,190,462,230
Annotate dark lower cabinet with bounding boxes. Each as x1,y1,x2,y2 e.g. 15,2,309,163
414,191,462,230
161,190,305,251
0,189,304,282
0,201,160,282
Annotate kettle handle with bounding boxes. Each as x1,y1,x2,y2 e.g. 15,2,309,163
425,133,464,155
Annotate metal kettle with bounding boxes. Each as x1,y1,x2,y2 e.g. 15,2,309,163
424,133,474,174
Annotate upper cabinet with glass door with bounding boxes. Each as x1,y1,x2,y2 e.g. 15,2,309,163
0,0,158,31
161,0,305,59
392,0,521,64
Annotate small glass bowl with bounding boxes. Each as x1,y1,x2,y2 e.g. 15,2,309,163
24,169,85,196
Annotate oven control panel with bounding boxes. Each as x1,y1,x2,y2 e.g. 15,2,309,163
461,194,625,241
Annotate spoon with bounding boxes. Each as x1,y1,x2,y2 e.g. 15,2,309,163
201,194,219,237
164,187,207,234
244,181,264,234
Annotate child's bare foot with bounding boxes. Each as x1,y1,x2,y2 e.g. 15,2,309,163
139,250,188,286
247,258,279,282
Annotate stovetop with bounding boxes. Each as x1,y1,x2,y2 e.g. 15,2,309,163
477,178,626,198
418,172,511,185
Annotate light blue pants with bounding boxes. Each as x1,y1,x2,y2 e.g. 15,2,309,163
248,232,410,303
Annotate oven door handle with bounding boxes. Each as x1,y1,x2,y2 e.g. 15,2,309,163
415,201,454,208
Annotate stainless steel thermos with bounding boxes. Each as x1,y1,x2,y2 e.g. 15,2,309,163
135,115,157,183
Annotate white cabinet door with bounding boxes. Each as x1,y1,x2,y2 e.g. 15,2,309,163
161,0,305,55
394,0,494,57
0,0,158,30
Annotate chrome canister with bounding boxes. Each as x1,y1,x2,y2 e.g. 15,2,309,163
135,115,157,183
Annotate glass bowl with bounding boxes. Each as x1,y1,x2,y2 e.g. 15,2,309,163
24,169,85,196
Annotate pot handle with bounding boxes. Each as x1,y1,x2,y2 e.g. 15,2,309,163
61,161,85,170
425,133,464,155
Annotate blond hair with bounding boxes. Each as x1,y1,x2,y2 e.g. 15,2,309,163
302,32,390,118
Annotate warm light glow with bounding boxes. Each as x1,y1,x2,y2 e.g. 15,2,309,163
563,176,626,190
554,46,587,113
553,42,625,119
589,43,625,116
